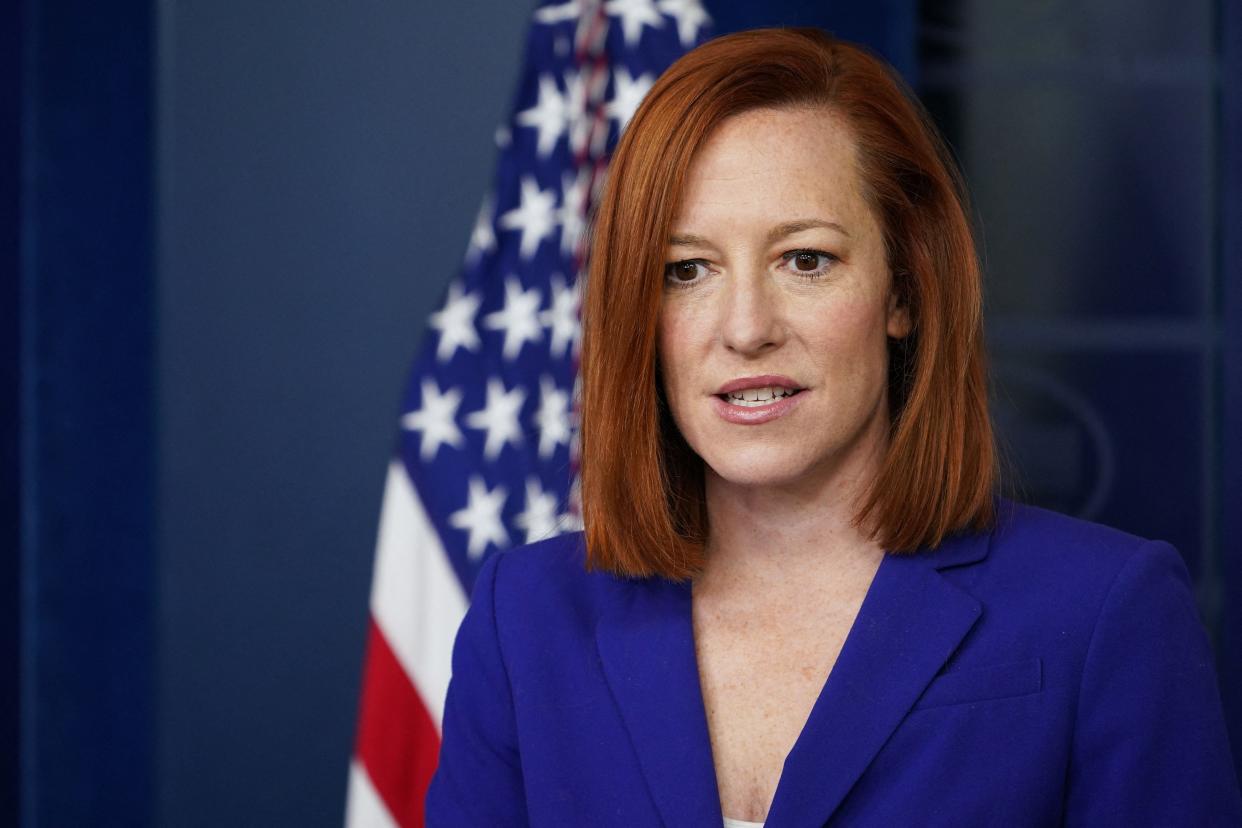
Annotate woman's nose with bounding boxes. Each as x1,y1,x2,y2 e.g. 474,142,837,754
718,270,784,356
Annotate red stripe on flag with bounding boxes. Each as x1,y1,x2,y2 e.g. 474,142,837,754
355,618,442,828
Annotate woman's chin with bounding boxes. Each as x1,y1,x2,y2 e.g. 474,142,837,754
702,454,821,492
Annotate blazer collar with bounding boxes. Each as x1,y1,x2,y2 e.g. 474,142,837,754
595,528,990,827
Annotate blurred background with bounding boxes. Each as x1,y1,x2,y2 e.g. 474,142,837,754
4,0,1240,824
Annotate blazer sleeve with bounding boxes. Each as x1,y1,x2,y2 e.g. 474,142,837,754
425,551,529,827
1063,540,1242,826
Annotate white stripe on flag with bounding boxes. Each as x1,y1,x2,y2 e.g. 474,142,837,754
370,461,468,727
345,759,400,828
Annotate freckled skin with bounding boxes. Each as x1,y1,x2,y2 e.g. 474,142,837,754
658,105,910,501
661,105,912,824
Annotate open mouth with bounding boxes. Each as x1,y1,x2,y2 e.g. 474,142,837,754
716,385,805,408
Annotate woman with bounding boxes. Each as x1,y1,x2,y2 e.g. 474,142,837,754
426,28,1242,826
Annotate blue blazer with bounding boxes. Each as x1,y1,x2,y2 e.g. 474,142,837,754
426,501,1242,826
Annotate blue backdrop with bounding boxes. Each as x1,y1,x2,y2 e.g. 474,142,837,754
7,0,1240,825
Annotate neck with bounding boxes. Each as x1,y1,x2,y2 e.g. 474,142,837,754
696,413,889,595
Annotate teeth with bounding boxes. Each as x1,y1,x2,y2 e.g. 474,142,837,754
725,385,797,406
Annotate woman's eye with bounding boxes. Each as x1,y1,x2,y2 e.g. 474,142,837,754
663,259,708,284
782,249,837,277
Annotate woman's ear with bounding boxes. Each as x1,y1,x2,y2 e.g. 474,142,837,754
886,284,912,339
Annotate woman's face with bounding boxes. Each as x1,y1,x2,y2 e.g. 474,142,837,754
657,105,910,495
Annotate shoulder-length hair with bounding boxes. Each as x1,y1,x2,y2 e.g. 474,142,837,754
579,27,995,580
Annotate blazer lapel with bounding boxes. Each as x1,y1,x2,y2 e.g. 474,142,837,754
766,530,990,826
594,530,991,828
595,577,724,827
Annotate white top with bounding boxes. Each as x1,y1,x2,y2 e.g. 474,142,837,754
723,818,765,828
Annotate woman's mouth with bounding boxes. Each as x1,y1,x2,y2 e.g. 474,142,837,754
718,385,803,407
710,385,807,424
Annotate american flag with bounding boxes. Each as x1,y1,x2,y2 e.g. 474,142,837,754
345,2,712,825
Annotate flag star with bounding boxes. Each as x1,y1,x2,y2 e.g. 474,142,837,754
606,67,654,134
483,277,543,360
401,379,464,461
516,74,568,158
499,175,558,259
466,377,527,460
515,476,561,544
540,274,581,359
557,169,590,257
428,282,482,362
450,476,509,560
656,0,709,47
467,193,496,262
605,0,664,47
535,375,573,459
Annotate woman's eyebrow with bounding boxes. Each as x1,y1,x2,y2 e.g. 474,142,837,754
667,219,850,248
665,218,849,248
765,218,850,243
667,232,712,248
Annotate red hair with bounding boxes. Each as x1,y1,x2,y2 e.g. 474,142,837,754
580,28,995,580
